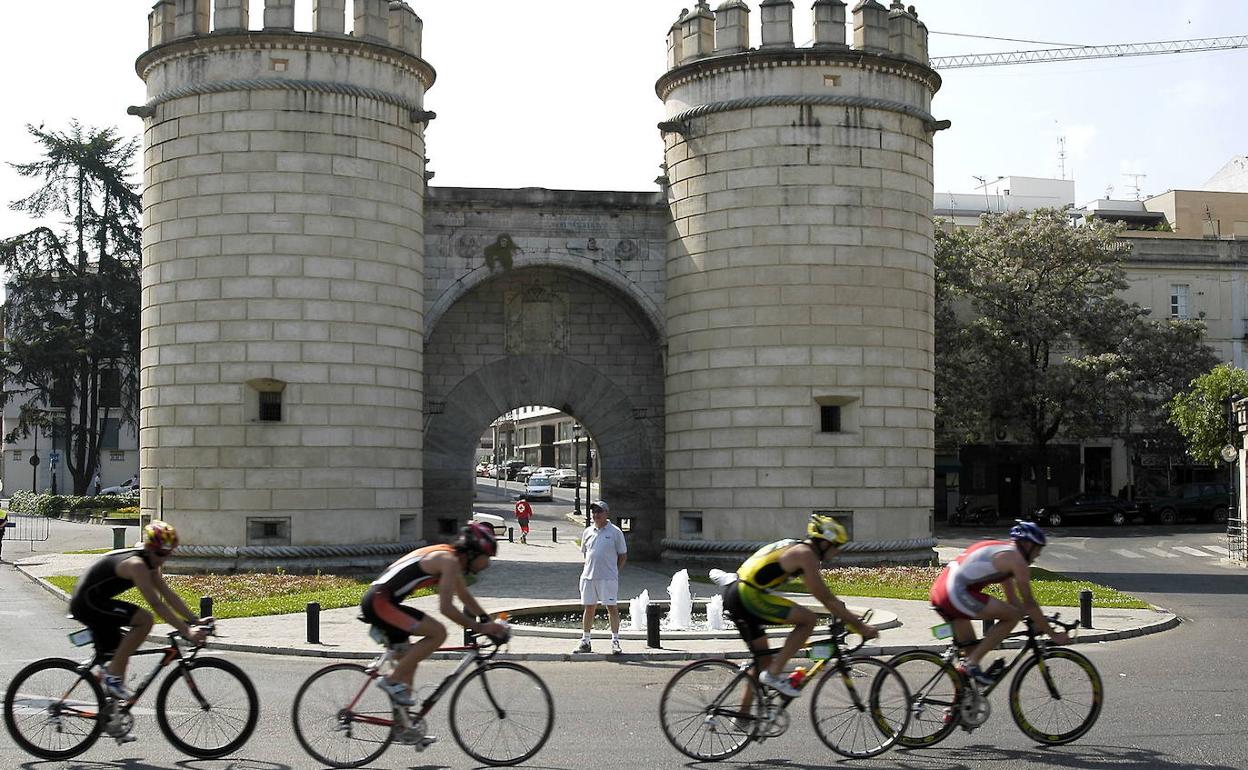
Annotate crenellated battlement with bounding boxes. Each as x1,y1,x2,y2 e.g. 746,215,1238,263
665,0,929,70
146,0,423,55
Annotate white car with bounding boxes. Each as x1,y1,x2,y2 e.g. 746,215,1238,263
100,476,138,496
471,511,508,537
550,469,579,487
524,476,553,502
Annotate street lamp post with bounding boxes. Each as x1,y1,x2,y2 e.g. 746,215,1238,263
572,423,582,523
584,445,594,529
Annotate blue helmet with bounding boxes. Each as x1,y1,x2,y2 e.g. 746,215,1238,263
1010,520,1047,546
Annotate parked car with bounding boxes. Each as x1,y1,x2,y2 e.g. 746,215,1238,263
515,466,537,483
1137,482,1231,524
524,475,553,502
1032,493,1135,527
550,468,579,488
501,460,527,480
471,511,508,537
529,467,559,481
100,475,138,496
475,464,491,478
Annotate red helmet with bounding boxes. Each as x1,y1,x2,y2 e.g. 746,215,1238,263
459,521,498,558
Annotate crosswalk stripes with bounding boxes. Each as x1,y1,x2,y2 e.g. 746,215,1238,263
1174,546,1214,557
1141,547,1179,559
1203,544,1230,556
1112,548,1143,558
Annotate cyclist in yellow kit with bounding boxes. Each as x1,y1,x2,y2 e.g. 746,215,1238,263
722,513,878,697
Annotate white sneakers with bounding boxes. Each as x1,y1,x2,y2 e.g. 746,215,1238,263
376,677,416,706
759,670,801,698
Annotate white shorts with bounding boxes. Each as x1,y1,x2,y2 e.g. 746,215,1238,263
579,578,618,606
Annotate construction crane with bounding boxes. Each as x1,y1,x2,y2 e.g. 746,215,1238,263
931,35,1248,69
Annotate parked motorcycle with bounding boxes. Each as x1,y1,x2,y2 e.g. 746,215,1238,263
949,496,999,526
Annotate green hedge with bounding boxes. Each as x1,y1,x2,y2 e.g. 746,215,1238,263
8,490,138,517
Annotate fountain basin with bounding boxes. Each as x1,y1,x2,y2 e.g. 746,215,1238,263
496,599,899,640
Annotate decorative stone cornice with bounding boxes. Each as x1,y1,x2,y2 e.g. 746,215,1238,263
659,93,946,137
134,30,435,89
130,77,430,120
655,47,940,101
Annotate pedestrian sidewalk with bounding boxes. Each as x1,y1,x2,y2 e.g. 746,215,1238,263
13,532,1179,662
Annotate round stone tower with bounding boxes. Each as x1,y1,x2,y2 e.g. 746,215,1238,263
658,0,944,564
132,0,431,563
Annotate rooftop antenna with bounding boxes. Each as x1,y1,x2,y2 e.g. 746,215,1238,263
1056,136,1068,180
1105,184,1114,199
1124,173,1147,201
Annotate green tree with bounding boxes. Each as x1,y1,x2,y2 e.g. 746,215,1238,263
0,122,141,495
935,208,1217,504
1167,363,1248,466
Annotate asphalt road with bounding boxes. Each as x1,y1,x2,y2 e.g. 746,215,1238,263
0,517,1244,767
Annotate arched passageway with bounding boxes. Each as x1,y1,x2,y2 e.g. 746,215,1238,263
423,267,665,557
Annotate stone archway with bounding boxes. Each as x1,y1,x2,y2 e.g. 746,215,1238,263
423,267,665,558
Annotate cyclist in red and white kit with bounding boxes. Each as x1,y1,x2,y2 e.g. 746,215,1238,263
360,522,508,706
930,520,1068,685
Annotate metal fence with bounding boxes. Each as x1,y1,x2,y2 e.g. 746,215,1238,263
3,514,50,544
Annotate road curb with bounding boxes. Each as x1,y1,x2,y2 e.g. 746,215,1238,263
14,562,1181,662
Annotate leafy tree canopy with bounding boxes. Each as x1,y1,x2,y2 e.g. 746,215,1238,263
936,208,1218,500
1167,363,1248,466
0,122,141,495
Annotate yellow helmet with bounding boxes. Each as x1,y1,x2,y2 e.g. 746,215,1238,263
807,514,848,546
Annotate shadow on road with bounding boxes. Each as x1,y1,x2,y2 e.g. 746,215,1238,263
893,742,1240,769
1064,570,1248,596
21,758,294,770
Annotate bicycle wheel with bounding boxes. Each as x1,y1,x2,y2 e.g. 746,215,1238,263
659,659,761,761
1009,647,1103,745
449,661,554,766
3,658,105,760
888,649,962,748
810,656,911,758
156,657,259,758
292,663,394,769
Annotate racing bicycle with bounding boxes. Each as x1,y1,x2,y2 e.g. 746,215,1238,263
292,617,554,767
659,613,911,760
3,618,258,760
890,614,1102,747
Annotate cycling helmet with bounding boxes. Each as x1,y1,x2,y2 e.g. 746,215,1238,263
1009,520,1047,546
143,520,179,553
807,513,849,547
459,521,499,558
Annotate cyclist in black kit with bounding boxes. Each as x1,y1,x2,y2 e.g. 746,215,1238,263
69,521,207,701
361,521,508,706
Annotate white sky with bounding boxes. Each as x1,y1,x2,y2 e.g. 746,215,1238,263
0,0,1245,239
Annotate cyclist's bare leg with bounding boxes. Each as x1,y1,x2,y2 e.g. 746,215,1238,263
967,598,1023,667
764,605,815,678
107,607,153,679
387,616,447,688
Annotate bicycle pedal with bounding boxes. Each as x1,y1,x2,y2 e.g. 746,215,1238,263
414,735,438,752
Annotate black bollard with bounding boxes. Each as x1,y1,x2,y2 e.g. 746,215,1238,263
552,527,558,543
1079,589,1093,629
508,526,514,543
199,596,213,619
646,603,663,648
112,526,127,550
307,602,321,644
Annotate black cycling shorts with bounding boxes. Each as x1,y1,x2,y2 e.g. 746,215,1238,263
360,585,427,644
69,599,141,657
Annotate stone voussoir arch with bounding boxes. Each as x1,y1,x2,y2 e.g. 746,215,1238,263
425,251,666,344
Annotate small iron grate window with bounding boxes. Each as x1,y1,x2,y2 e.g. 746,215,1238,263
258,390,282,422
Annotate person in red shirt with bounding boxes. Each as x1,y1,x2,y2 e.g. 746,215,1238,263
514,496,532,544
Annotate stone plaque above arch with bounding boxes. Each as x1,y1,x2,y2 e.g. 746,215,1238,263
505,286,569,355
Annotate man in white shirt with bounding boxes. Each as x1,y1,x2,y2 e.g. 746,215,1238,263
575,500,627,655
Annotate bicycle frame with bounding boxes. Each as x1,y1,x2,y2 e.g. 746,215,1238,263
916,616,1076,703
345,637,498,732
55,630,206,724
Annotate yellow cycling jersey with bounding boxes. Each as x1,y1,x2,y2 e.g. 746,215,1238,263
737,538,802,590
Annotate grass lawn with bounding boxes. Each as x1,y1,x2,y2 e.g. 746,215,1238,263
45,573,441,619
777,565,1149,609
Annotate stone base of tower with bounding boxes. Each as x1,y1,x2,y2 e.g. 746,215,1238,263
659,538,938,571
165,542,422,575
